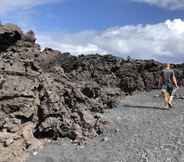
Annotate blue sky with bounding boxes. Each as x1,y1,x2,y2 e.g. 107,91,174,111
1,0,184,63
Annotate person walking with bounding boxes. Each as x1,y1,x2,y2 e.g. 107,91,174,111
159,64,178,108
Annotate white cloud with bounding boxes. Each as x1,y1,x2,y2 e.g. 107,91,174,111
132,0,184,10
37,19,184,63
0,0,60,14
38,31,108,55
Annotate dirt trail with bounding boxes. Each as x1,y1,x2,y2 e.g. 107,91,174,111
26,88,184,162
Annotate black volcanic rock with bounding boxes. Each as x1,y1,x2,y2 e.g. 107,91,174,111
0,24,23,51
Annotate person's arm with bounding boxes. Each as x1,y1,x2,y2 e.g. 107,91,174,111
172,73,178,88
172,71,178,88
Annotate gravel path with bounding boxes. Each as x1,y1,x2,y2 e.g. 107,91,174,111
26,89,184,162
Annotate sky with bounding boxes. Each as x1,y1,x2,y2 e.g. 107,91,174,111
1,0,184,63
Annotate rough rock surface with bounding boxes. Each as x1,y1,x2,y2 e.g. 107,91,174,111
0,24,183,162
0,122,44,162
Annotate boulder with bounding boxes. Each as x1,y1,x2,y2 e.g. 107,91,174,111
0,24,23,51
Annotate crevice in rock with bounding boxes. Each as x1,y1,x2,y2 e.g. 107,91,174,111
0,94,34,101
15,114,34,124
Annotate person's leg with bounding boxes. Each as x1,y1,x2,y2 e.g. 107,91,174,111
161,90,169,107
168,89,175,107
168,96,173,104
168,87,177,108
165,91,170,105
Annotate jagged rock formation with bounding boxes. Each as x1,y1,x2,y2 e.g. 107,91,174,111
0,24,184,162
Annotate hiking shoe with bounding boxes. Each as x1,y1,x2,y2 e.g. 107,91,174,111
168,103,173,108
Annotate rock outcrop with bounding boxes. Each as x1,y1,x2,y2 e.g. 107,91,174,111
0,24,184,162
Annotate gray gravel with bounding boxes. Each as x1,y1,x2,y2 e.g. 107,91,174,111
26,88,184,162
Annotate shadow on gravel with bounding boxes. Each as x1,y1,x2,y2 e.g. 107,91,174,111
122,104,168,111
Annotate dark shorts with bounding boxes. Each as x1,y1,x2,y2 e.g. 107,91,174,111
161,83,177,96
